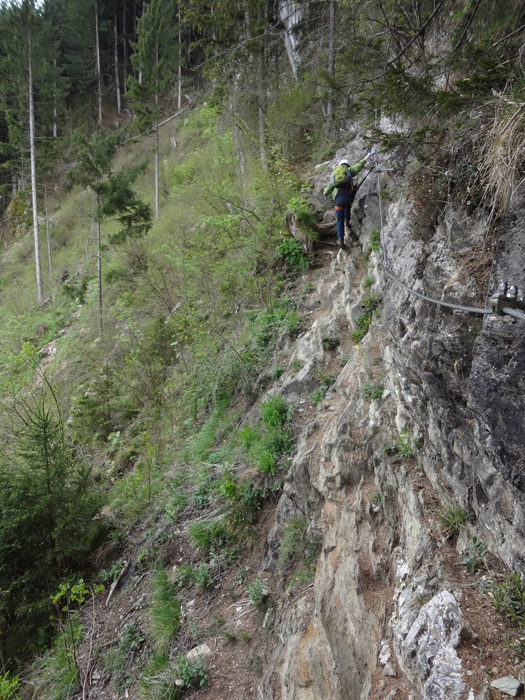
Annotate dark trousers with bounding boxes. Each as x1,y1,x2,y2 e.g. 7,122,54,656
335,206,350,242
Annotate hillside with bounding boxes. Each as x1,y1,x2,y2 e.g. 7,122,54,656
1,1,525,699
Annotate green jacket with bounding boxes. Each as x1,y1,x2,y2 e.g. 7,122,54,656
323,157,368,199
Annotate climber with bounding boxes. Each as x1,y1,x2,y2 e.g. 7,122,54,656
324,150,376,248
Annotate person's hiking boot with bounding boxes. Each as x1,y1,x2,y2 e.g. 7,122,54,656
337,238,345,249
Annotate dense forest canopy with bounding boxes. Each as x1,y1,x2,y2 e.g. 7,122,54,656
0,0,524,696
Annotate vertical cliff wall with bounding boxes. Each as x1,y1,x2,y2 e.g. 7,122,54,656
257,140,525,699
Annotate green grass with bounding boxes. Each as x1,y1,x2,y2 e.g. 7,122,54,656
149,570,181,653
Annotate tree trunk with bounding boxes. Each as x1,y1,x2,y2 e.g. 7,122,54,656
28,24,43,304
96,194,103,335
154,40,159,218
114,9,121,114
178,3,182,110
327,0,336,119
44,183,52,278
95,0,103,127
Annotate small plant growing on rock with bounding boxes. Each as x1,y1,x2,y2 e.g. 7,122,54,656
462,537,486,574
491,573,525,654
361,382,384,400
176,653,209,690
436,501,468,537
384,429,415,462
369,228,381,252
246,577,269,609
322,337,339,351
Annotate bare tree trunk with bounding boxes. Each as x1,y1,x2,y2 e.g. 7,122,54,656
96,195,103,335
28,25,43,304
327,0,336,119
53,58,58,138
154,40,159,218
122,0,128,92
178,3,182,110
95,0,103,127
114,9,121,114
44,183,52,278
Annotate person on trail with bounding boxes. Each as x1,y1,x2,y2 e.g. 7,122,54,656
324,151,376,248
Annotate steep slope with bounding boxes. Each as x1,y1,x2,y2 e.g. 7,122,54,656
255,137,525,699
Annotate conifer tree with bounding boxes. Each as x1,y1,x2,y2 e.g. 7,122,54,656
0,382,100,663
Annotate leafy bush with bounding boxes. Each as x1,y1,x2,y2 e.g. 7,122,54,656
277,237,309,273
176,653,209,690
0,673,20,700
261,395,289,429
311,388,326,406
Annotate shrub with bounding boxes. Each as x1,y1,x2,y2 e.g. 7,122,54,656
261,395,289,429
176,653,209,690
277,237,309,273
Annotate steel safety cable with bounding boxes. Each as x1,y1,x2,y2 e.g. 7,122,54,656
370,153,514,318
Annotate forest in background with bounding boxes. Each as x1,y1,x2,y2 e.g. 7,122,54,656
0,0,524,696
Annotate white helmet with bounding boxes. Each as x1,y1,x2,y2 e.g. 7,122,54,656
338,158,350,166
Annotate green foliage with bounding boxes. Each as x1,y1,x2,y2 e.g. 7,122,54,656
491,574,525,654
0,673,20,700
277,517,319,588
246,577,269,609
99,560,125,586
361,383,384,400
0,391,100,663
239,396,294,476
104,622,145,691
175,653,209,690
187,521,231,552
436,501,468,537
25,617,83,700
350,294,379,343
311,388,326,406
462,537,486,574
149,570,181,653
261,396,289,430
277,236,310,275
384,429,415,462
195,564,214,591
373,492,382,508
287,196,314,228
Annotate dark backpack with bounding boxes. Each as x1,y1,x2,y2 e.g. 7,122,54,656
331,164,353,189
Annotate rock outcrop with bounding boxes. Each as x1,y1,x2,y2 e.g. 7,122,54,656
258,139,525,698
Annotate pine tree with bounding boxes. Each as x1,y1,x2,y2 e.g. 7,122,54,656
0,385,100,663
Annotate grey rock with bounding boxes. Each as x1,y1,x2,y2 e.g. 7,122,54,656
490,676,524,697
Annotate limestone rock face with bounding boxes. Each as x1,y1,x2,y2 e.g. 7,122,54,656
257,138,525,699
